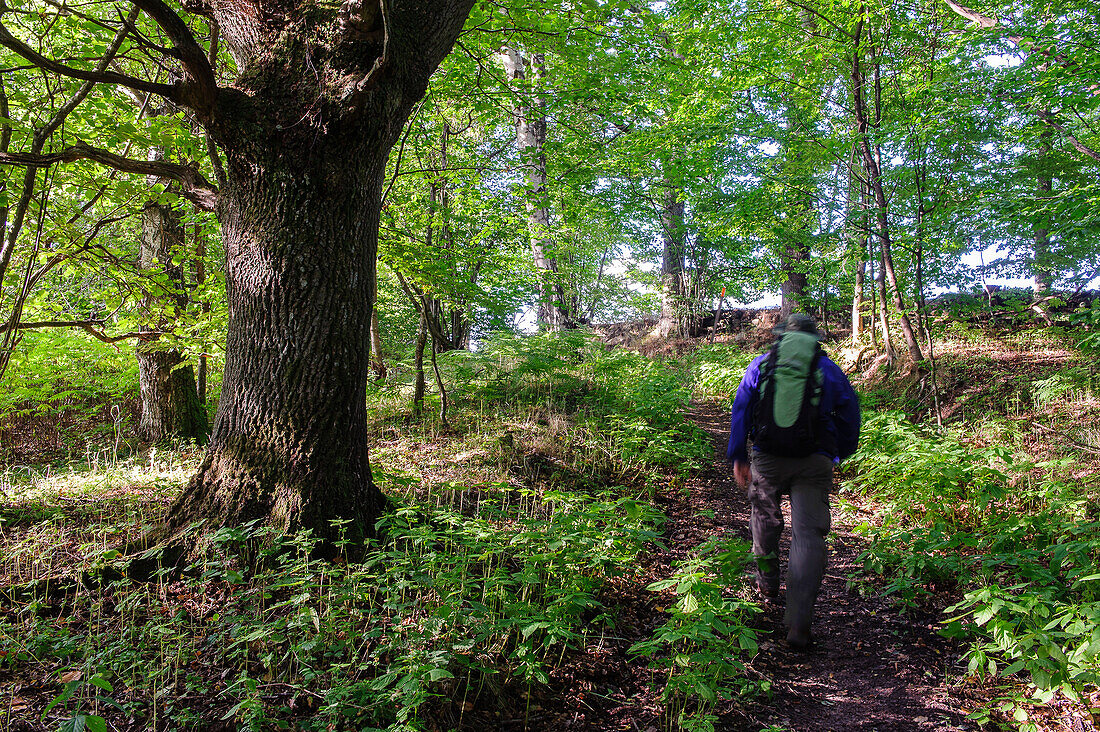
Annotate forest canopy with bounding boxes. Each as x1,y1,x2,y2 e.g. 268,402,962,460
0,0,1098,537
2,2,1100,731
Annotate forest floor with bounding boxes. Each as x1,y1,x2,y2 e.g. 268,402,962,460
3,326,1097,731
537,399,983,732
679,401,979,731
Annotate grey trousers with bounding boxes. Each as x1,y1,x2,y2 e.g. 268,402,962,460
748,451,833,629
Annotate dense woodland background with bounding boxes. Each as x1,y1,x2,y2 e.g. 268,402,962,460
0,0,1099,730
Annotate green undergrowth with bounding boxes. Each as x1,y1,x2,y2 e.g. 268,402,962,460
0,330,140,465
371,329,714,483
630,536,763,732
0,329,218,467
846,409,1100,729
2,489,661,731
684,343,758,401
2,331,759,731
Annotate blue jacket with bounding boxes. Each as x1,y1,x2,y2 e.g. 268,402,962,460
726,346,860,464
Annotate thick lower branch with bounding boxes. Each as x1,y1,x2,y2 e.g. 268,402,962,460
0,143,217,210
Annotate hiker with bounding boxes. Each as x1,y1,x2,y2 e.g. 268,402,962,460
727,313,860,649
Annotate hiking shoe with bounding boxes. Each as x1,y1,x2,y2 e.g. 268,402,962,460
786,623,814,650
756,580,782,605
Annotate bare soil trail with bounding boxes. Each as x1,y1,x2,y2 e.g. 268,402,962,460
538,399,981,731
675,399,980,732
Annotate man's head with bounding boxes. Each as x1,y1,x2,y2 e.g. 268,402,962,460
773,313,821,339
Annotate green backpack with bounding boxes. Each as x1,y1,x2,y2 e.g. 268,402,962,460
751,331,835,457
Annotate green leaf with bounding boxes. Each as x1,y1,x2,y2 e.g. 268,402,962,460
59,715,107,732
42,680,81,720
89,675,113,693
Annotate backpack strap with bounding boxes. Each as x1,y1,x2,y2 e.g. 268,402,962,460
757,342,781,398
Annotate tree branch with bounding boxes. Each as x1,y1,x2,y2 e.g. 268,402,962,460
0,142,218,210
130,0,218,116
941,0,1002,31
0,22,179,103
1036,110,1100,162
0,319,150,343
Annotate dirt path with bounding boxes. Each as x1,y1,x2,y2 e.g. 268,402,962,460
669,400,979,732
509,400,981,732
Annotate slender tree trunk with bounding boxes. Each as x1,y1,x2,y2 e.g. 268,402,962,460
847,149,867,341
501,48,570,330
430,326,448,428
912,152,928,336
875,236,894,358
852,256,866,341
430,127,471,351
370,309,386,380
778,6,822,321
1033,125,1054,296
866,227,880,351
412,309,427,420
136,201,208,443
868,180,892,357
852,17,922,363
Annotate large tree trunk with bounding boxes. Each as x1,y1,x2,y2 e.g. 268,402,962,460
167,141,389,545
656,184,688,339
163,0,475,548
136,201,208,443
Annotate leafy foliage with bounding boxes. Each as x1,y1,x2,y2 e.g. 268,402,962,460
630,537,763,732
848,408,1100,727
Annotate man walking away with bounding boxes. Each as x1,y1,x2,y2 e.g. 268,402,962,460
727,314,860,649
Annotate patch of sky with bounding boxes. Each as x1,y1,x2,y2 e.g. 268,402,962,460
984,53,1023,69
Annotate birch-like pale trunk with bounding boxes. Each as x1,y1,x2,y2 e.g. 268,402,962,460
501,47,570,330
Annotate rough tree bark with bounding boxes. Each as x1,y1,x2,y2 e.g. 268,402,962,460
160,1,475,548
0,1,476,547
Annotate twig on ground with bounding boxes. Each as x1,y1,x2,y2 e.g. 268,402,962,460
1031,422,1100,455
